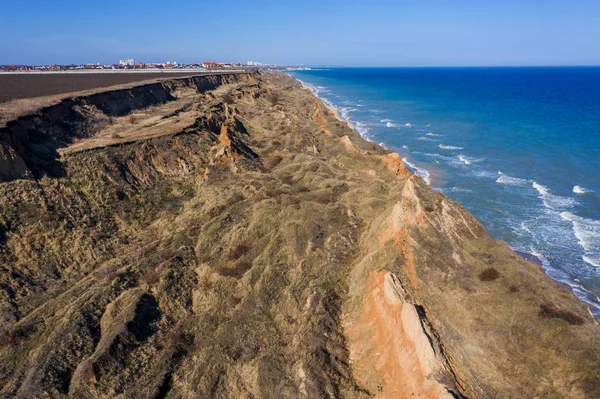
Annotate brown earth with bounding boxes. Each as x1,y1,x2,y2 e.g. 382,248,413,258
0,72,219,103
0,71,247,127
0,71,599,398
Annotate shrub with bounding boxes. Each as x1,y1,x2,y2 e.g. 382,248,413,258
479,267,500,281
223,93,235,104
141,267,162,286
265,92,279,106
229,244,250,260
219,261,252,278
539,304,585,325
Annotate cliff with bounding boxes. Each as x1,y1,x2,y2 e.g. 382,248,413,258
0,71,598,398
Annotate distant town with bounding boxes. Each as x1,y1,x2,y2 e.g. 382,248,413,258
0,59,313,72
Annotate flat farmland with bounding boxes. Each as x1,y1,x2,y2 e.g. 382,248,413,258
0,72,205,103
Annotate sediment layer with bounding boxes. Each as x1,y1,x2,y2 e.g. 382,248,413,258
0,71,598,398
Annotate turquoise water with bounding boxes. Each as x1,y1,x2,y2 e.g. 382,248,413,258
290,67,600,316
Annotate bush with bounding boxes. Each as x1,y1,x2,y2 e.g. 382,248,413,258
223,93,235,104
539,304,585,325
479,267,500,281
265,92,279,106
219,261,252,278
229,244,250,260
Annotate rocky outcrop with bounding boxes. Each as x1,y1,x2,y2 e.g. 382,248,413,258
0,71,598,399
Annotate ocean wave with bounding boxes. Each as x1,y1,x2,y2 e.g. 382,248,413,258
380,118,392,123
405,123,413,128
583,255,600,268
458,155,472,165
402,145,408,149
439,144,463,150
573,185,590,194
560,212,600,254
496,171,530,186
426,133,440,136
339,107,357,119
416,136,437,142
520,220,533,235
386,122,398,128
402,158,431,185
355,121,370,137
532,182,576,210
449,187,472,193
472,170,499,179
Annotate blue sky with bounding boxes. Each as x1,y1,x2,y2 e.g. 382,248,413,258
1,0,599,66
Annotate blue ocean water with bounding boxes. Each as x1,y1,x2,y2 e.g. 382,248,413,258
290,67,600,316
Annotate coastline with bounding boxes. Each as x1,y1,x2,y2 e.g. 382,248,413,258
290,72,600,320
297,79,356,132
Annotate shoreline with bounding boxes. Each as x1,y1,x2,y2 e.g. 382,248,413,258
290,72,600,320
297,79,356,132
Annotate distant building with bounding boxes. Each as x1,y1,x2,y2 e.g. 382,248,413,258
202,62,218,68
119,59,135,66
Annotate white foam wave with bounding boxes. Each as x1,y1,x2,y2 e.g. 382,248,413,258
339,107,357,119
458,155,471,165
405,123,413,128
426,133,440,136
521,221,533,235
533,182,576,210
380,118,392,123
402,145,408,149
495,171,529,186
416,136,437,142
472,170,499,179
386,122,398,128
439,144,463,150
403,159,431,185
573,185,589,194
560,212,600,253
354,121,369,137
583,255,600,268
449,187,472,193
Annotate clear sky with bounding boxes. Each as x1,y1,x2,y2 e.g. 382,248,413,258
1,0,599,66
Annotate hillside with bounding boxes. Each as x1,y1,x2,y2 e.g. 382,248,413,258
0,71,598,398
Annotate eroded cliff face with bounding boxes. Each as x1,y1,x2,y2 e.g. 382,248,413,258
0,71,599,398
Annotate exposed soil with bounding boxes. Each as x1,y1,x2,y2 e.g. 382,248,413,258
0,73,207,103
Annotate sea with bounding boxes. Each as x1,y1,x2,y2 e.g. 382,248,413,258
289,67,600,317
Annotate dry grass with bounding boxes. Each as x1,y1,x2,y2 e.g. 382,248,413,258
0,97,62,126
